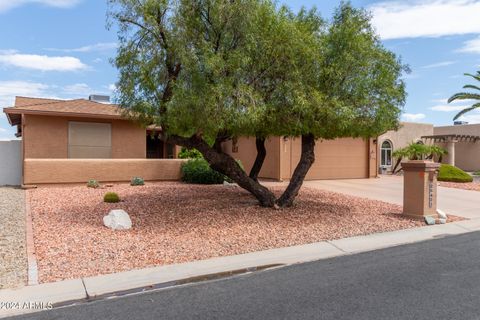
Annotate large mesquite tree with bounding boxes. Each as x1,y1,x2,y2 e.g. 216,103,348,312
108,0,407,208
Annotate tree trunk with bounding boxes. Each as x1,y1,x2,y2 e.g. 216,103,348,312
392,157,402,174
164,134,277,207
249,137,266,182
276,134,315,208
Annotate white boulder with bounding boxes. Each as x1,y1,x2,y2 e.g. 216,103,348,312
437,209,448,219
103,209,132,230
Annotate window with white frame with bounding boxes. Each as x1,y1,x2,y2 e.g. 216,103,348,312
381,140,392,167
68,121,112,158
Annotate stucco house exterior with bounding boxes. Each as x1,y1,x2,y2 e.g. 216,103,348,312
430,123,480,172
377,122,434,173
378,121,480,173
3,95,379,185
3,96,184,185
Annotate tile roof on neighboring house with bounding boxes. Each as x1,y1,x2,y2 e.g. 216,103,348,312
3,96,124,126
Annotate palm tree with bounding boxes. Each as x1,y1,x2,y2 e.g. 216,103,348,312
449,71,480,120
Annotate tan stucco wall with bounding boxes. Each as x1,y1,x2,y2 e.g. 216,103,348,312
24,159,185,184
225,136,374,181
284,137,370,180
223,137,281,180
378,122,434,171
23,115,146,159
434,124,480,171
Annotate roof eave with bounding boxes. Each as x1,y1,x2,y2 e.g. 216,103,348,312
3,108,124,121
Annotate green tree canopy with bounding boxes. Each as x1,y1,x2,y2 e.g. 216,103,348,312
109,0,407,207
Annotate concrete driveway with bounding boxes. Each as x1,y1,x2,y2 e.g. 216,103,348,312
303,175,480,219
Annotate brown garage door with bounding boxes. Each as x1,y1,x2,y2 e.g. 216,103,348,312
288,137,369,180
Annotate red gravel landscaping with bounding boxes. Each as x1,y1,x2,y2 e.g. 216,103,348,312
439,181,480,192
29,182,425,283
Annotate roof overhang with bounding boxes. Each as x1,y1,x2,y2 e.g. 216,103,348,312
3,108,124,124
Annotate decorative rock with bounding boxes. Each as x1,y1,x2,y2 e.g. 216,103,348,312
103,209,132,230
424,216,436,226
223,181,237,187
438,218,447,224
437,209,447,219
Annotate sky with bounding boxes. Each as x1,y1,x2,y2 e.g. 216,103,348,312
1,0,480,140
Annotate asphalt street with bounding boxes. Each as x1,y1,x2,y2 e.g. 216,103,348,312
8,231,480,320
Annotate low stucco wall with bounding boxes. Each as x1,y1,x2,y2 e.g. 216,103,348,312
24,159,186,184
0,140,22,186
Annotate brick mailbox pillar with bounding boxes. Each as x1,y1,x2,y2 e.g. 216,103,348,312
402,160,441,218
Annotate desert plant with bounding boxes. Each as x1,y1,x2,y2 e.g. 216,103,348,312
181,159,225,184
104,192,121,203
178,147,203,159
391,143,447,174
87,179,100,188
130,177,145,186
438,164,473,183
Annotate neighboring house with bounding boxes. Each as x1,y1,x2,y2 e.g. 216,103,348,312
378,121,480,173
377,122,434,173
3,96,183,185
429,123,480,172
3,95,378,185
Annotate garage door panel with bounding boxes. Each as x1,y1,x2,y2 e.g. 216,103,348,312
306,138,368,180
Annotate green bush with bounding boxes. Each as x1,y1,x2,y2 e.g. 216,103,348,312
130,177,145,186
178,147,203,159
104,192,120,203
438,164,473,183
87,179,100,188
473,171,480,176
181,159,225,184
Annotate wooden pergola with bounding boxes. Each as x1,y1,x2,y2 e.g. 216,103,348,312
421,134,480,143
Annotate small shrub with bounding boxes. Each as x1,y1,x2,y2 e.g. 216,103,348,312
473,171,480,176
130,177,145,186
438,164,473,183
181,159,225,184
104,192,120,203
87,179,100,188
178,147,203,159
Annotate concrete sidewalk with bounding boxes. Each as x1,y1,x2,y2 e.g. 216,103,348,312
302,176,480,219
2,218,480,318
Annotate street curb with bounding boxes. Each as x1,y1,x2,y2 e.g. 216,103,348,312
2,218,480,318
24,190,38,286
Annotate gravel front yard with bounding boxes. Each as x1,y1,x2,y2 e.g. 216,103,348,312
29,183,426,283
439,181,480,191
0,188,27,289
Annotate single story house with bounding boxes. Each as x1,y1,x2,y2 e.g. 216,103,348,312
3,95,378,185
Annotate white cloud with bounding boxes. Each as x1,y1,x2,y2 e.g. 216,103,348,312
0,0,81,13
421,61,457,69
458,35,480,54
430,104,468,111
0,81,50,107
108,84,116,92
402,113,426,122
46,42,117,53
458,111,480,123
63,83,92,95
0,52,88,71
370,0,480,40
